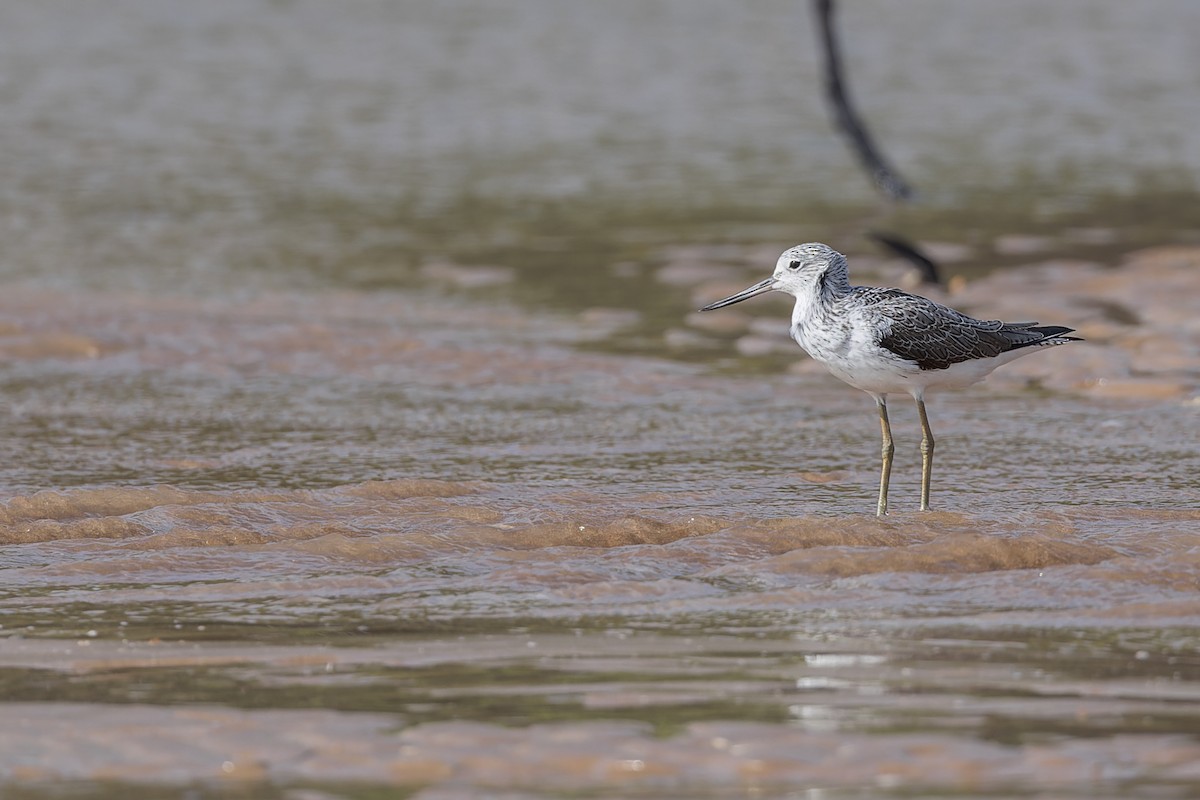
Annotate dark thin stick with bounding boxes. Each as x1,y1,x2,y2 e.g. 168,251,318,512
868,230,942,286
812,0,913,201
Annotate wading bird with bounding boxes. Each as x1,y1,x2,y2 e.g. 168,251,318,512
701,243,1080,515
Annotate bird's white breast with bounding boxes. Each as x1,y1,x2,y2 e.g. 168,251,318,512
791,304,919,395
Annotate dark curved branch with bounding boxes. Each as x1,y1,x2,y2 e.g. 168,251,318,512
868,230,942,286
812,0,913,201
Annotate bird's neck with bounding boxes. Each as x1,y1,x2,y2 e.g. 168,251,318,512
792,267,850,328
818,264,852,297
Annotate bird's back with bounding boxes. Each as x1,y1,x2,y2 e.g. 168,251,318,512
835,286,1080,379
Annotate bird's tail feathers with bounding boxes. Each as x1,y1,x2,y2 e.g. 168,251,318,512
1003,324,1082,352
1028,324,1080,340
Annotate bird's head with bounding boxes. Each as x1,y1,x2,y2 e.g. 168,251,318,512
700,243,848,311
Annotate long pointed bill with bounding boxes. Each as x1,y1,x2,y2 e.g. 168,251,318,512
699,277,776,311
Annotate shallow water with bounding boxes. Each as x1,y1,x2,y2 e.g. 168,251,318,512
1,1,1200,798
2,281,1199,797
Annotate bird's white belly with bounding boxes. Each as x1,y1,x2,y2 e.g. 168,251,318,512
822,352,921,395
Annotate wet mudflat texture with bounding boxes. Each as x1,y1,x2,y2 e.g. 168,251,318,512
1,1,1200,798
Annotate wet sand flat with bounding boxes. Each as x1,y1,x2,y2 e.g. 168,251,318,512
1,252,1199,796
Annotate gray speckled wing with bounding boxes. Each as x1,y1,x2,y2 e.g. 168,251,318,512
858,288,1075,371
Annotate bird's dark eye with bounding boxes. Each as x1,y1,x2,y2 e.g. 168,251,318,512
788,260,801,271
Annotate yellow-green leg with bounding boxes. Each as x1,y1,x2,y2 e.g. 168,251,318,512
916,397,935,511
875,396,894,517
